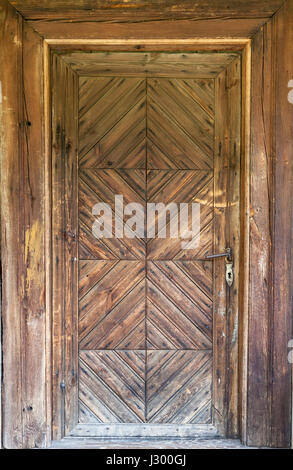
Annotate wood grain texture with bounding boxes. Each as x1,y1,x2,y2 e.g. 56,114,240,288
9,0,285,19
246,25,273,448
245,6,293,446
51,53,79,440
79,75,216,170
21,21,47,449
51,53,66,441
63,56,79,436
147,78,214,168
146,170,214,260
0,0,24,449
1,0,292,449
146,351,212,423
79,351,146,423
62,52,238,77
224,58,241,439
79,169,146,259
0,2,50,448
238,40,251,447
270,0,293,448
147,261,212,350
79,261,146,349
25,18,268,40
53,44,247,53
79,77,146,161
213,58,241,438
77,73,219,426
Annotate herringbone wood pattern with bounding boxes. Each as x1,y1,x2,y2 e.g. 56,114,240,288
79,169,146,259
79,350,146,423
146,261,212,350
78,76,214,424
79,261,146,350
146,170,213,259
147,78,214,169
79,77,147,168
146,351,212,423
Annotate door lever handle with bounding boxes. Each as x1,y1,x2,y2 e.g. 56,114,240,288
205,247,232,262
205,248,234,287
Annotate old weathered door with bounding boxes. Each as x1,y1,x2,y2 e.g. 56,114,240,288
76,68,239,428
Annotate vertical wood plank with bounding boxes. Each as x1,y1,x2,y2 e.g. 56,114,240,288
271,0,293,448
225,57,241,438
21,21,48,449
214,70,228,436
239,41,251,445
64,61,79,436
214,57,241,438
1,1,49,449
43,38,53,451
247,4,293,446
247,23,274,447
0,0,23,449
51,53,79,440
51,53,66,440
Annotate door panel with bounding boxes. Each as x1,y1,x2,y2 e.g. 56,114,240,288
147,78,214,169
146,170,213,259
79,169,146,259
146,261,212,350
79,350,146,423
79,261,146,350
146,350,212,423
78,76,216,424
79,77,146,166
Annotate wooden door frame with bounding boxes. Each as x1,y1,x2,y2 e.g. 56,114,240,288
1,0,292,449
49,47,242,442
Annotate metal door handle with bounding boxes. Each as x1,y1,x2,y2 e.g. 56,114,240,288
205,247,232,262
205,247,234,287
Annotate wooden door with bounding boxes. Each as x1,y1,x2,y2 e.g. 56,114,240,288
77,76,219,425
3,0,293,449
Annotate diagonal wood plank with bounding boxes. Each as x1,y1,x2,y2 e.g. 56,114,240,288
79,169,146,260
77,74,216,426
147,78,214,169
147,170,213,259
79,77,146,162
148,79,214,152
147,261,212,350
82,98,146,169
79,260,119,298
146,350,212,423
79,350,145,423
79,261,146,350
79,401,101,424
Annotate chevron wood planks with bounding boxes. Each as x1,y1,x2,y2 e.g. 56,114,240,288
77,74,215,424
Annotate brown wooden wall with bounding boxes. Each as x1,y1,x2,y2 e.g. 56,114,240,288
246,2,293,447
0,1,48,448
0,0,292,449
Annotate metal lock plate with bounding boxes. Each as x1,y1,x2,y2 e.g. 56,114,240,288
225,261,234,287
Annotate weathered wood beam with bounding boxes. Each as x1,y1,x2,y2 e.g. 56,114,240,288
26,18,268,40
214,57,241,438
247,0,293,447
21,21,48,449
0,0,24,449
270,0,293,448
8,1,286,20
0,0,48,449
247,22,274,448
51,52,79,441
